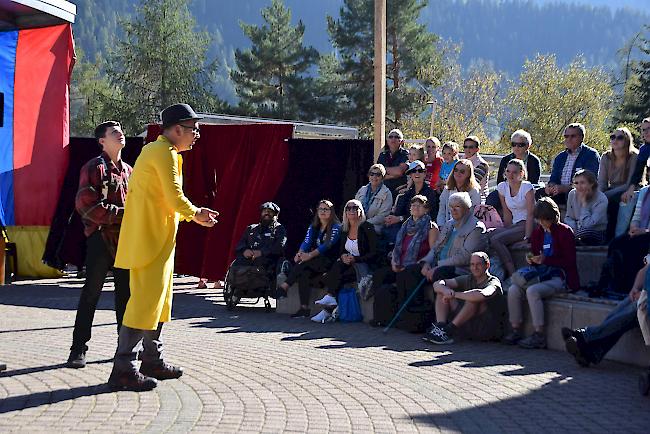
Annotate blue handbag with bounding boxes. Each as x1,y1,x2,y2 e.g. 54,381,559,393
337,287,363,322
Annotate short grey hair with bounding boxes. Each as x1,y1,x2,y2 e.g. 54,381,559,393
448,191,472,210
369,163,386,177
511,129,532,146
566,122,586,138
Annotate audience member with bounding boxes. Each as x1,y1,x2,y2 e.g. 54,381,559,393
355,164,393,234
278,200,341,318
489,159,535,277
462,136,490,202
437,141,460,191
425,136,443,189
377,129,409,195
436,159,481,227
540,123,600,205
565,169,608,245
423,252,504,344
503,197,578,349
621,117,650,204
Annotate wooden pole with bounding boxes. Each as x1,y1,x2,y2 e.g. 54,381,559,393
373,0,386,162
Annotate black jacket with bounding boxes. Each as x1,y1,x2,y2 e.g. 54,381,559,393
337,221,379,265
496,152,542,184
394,183,440,220
234,221,287,259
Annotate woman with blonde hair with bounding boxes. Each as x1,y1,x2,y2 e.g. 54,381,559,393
355,163,393,234
566,169,608,245
599,127,639,239
314,199,380,320
436,159,481,226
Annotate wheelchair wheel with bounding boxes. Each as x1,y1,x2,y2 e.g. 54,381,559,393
222,280,239,311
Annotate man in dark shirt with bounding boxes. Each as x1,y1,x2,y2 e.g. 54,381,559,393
67,121,132,369
377,128,409,195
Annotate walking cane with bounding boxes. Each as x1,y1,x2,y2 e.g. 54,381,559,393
383,277,428,333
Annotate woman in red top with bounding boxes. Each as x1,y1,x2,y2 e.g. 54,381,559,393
503,197,578,349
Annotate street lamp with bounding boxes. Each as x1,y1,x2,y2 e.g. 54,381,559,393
426,100,436,138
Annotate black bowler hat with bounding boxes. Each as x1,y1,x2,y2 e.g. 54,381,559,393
160,103,202,128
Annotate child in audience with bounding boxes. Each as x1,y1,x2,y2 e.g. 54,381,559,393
437,141,460,191
399,145,427,194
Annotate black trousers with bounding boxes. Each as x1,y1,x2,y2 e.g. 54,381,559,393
599,232,650,294
323,260,358,296
71,231,130,352
285,255,332,306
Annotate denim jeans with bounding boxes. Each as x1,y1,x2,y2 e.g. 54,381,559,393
583,297,639,364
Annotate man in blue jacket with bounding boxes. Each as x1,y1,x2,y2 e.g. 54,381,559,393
538,123,600,205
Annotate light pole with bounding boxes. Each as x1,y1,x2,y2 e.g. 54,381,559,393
427,100,436,138
373,0,386,162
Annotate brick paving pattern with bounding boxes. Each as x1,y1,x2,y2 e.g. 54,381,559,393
0,276,647,433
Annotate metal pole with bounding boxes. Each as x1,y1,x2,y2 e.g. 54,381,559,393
428,100,436,138
383,278,428,333
373,0,386,162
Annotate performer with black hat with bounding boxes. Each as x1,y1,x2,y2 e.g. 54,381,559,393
108,103,219,391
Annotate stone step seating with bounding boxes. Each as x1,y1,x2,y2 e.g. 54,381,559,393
276,243,649,367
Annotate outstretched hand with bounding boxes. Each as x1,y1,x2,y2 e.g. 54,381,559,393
193,208,219,227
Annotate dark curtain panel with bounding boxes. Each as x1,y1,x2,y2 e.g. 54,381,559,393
273,139,374,257
42,137,144,270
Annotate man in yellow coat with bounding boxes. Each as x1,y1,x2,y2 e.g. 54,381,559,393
108,103,218,392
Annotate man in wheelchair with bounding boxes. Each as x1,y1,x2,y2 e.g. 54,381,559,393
225,202,287,307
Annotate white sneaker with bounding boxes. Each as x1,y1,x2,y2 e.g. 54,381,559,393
315,294,338,306
311,310,331,323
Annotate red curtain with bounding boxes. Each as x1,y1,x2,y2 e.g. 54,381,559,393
146,123,293,279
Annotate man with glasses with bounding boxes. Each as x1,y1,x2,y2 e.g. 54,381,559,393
487,129,542,209
539,122,600,205
107,103,219,391
621,117,650,204
377,128,409,195
66,121,133,369
462,136,490,202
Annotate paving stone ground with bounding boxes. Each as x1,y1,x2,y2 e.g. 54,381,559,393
0,275,647,433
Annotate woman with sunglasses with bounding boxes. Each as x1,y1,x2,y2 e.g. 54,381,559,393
436,159,481,227
355,164,393,234
598,127,639,239
489,159,535,277
313,200,380,321
278,200,341,318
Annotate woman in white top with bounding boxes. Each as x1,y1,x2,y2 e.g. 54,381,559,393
436,158,481,227
489,159,535,276
566,169,608,245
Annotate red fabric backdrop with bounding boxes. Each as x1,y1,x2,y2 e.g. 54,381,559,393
146,123,293,279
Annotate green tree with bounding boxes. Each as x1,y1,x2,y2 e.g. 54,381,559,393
326,0,444,135
231,0,319,120
98,0,224,134
501,54,614,168
616,26,650,125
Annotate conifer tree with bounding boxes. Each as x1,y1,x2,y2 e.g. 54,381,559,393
618,26,650,124
231,0,319,121
326,0,444,134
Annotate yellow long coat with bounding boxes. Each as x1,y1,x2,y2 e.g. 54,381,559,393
114,135,198,330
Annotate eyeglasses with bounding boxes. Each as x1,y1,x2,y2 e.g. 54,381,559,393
317,207,331,212
463,144,477,149
511,142,527,148
564,133,579,138
345,205,359,211
410,169,426,174
179,124,200,134
368,171,382,177
610,134,626,141
454,167,467,174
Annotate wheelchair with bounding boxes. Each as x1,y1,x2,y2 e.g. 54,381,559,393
222,257,286,312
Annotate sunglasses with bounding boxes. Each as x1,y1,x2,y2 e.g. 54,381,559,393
317,207,331,212
179,124,200,134
511,142,527,148
410,169,426,174
463,144,477,149
368,171,382,177
454,167,467,174
610,134,626,141
564,133,579,138
345,205,360,211
388,135,400,139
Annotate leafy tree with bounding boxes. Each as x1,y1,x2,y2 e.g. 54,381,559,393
231,0,319,120
501,54,614,169
326,0,445,135
93,0,225,134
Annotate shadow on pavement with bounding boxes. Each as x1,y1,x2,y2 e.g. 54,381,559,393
0,384,113,414
0,358,113,378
